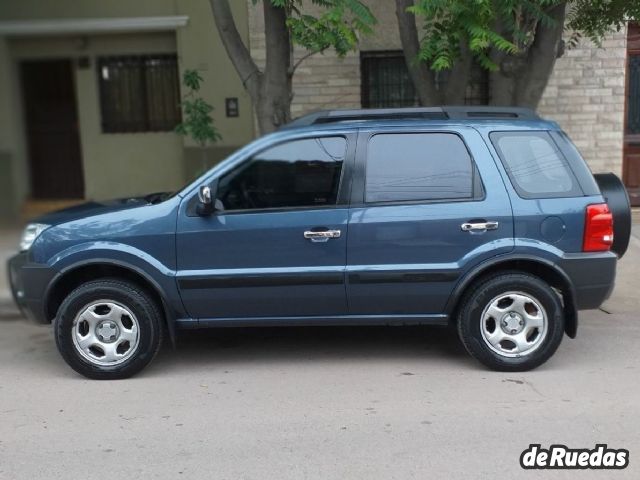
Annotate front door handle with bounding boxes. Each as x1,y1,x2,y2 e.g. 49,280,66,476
461,221,499,232
304,229,341,242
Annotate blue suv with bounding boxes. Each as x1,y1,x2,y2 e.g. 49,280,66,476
8,107,631,379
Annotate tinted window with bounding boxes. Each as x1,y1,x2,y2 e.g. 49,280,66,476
217,137,346,211
490,131,581,198
365,133,473,203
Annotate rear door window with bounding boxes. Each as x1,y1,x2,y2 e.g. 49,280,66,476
490,131,582,198
365,133,474,203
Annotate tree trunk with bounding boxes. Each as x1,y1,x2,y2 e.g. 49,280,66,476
258,0,292,133
210,0,292,135
442,43,473,104
489,50,518,106
490,2,567,108
397,0,567,109
516,2,567,107
209,0,261,100
395,0,441,105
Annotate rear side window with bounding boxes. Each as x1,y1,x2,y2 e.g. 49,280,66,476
490,131,582,198
365,133,474,203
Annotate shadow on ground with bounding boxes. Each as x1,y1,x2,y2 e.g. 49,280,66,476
150,324,474,373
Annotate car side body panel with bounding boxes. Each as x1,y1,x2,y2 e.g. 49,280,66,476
345,126,515,315
7,118,619,339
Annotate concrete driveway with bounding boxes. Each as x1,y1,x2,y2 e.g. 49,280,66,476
0,232,639,479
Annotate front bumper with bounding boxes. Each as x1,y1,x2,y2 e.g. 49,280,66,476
7,252,56,324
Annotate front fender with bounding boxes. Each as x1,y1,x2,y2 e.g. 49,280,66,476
44,241,186,322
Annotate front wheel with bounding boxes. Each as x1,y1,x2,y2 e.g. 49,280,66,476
457,272,564,371
54,279,163,379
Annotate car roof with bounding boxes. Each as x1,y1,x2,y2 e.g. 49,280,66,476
279,107,560,134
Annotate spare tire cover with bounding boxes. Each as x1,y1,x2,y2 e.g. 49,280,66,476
594,173,631,258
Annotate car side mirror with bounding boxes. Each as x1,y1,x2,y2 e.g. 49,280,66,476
196,182,216,216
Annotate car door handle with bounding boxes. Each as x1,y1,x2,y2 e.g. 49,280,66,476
304,229,341,242
461,221,499,232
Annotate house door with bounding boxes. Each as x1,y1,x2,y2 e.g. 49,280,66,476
21,59,84,199
624,23,640,206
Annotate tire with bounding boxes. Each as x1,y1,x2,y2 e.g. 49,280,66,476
594,172,631,258
54,279,163,379
457,272,564,371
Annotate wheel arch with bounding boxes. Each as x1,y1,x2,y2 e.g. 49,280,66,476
45,260,177,345
447,255,578,338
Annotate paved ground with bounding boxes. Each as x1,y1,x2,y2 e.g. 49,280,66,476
0,228,19,305
0,230,639,479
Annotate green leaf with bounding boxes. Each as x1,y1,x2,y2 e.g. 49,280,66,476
268,0,375,57
407,0,638,76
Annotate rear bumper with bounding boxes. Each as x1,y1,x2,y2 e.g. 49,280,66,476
559,252,617,310
7,252,56,324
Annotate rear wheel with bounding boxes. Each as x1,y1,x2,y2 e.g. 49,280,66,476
54,279,163,379
457,272,564,371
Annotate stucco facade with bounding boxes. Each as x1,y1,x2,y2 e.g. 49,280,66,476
0,0,632,223
0,0,254,223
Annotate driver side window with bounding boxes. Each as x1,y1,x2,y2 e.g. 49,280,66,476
217,137,346,211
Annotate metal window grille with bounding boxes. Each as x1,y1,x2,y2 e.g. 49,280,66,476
97,54,181,133
361,51,418,108
628,55,640,134
361,51,490,108
465,61,490,106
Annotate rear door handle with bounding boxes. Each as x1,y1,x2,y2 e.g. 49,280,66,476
304,229,341,242
461,221,499,232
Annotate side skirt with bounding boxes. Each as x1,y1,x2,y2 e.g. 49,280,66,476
175,314,449,329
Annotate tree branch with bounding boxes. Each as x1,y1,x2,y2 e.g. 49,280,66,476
209,0,262,99
395,0,440,105
289,48,327,75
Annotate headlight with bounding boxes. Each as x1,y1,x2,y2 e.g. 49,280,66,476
19,223,49,252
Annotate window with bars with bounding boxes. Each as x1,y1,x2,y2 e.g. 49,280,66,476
360,51,490,108
98,54,181,133
361,51,417,108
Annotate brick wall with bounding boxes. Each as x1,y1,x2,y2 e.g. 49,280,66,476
247,3,361,118
538,30,627,174
247,1,627,174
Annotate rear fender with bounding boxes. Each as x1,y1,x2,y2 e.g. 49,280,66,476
446,253,578,338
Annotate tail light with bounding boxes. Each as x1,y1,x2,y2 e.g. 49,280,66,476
583,203,614,252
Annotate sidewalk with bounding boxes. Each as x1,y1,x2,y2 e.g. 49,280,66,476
0,228,20,316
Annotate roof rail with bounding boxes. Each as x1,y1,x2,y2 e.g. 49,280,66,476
444,106,539,120
283,106,540,128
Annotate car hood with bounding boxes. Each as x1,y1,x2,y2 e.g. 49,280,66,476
33,193,171,226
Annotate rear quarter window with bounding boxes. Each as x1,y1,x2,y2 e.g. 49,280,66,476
490,131,583,199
